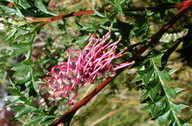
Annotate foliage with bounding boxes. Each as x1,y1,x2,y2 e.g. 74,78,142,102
0,0,192,126
133,53,188,126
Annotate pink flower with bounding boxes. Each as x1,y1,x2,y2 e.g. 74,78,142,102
40,31,133,104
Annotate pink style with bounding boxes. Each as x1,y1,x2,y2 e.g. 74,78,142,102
40,31,133,104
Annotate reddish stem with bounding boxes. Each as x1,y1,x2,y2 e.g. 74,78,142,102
50,1,192,126
24,4,185,24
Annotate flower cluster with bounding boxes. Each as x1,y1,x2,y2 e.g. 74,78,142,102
40,31,132,104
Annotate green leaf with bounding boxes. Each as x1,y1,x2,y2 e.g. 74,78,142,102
94,9,106,18
157,110,170,126
11,63,31,83
18,0,31,9
132,65,154,85
14,27,30,38
41,116,58,125
74,35,90,46
27,115,57,125
169,69,178,75
174,88,184,93
13,105,37,118
34,0,56,15
135,53,188,125
5,28,17,41
140,104,151,111
131,75,143,83
27,116,46,124
8,88,21,96
7,0,14,2
154,97,166,114
6,95,30,106
12,63,30,76
81,22,98,32
6,95,20,102
158,70,170,82
107,0,123,15
0,5,18,15
143,97,166,116
166,87,177,99
152,54,163,67
170,103,188,115
11,44,29,58
143,68,154,85
149,83,161,101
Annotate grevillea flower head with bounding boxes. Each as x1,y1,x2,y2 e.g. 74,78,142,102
40,31,133,104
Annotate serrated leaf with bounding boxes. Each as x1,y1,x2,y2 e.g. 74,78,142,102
170,103,188,115
169,69,178,75
132,66,154,84
158,70,170,82
146,97,166,116
152,54,163,67
140,104,151,111
136,53,187,126
157,110,170,126
174,88,184,93
143,68,154,85
141,83,161,101
131,75,143,82
154,97,166,113
149,83,161,101
166,87,177,99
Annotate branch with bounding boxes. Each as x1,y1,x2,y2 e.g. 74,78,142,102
23,4,185,24
50,1,192,126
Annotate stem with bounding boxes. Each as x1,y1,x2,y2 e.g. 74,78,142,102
22,4,185,25
50,1,192,126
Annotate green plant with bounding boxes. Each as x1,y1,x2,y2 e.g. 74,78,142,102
0,0,192,126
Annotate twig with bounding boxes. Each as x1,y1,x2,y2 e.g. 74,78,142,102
22,4,185,25
50,1,192,126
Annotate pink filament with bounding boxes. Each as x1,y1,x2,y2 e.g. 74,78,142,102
40,31,133,104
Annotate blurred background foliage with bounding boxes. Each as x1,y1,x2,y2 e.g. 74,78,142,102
0,0,192,125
